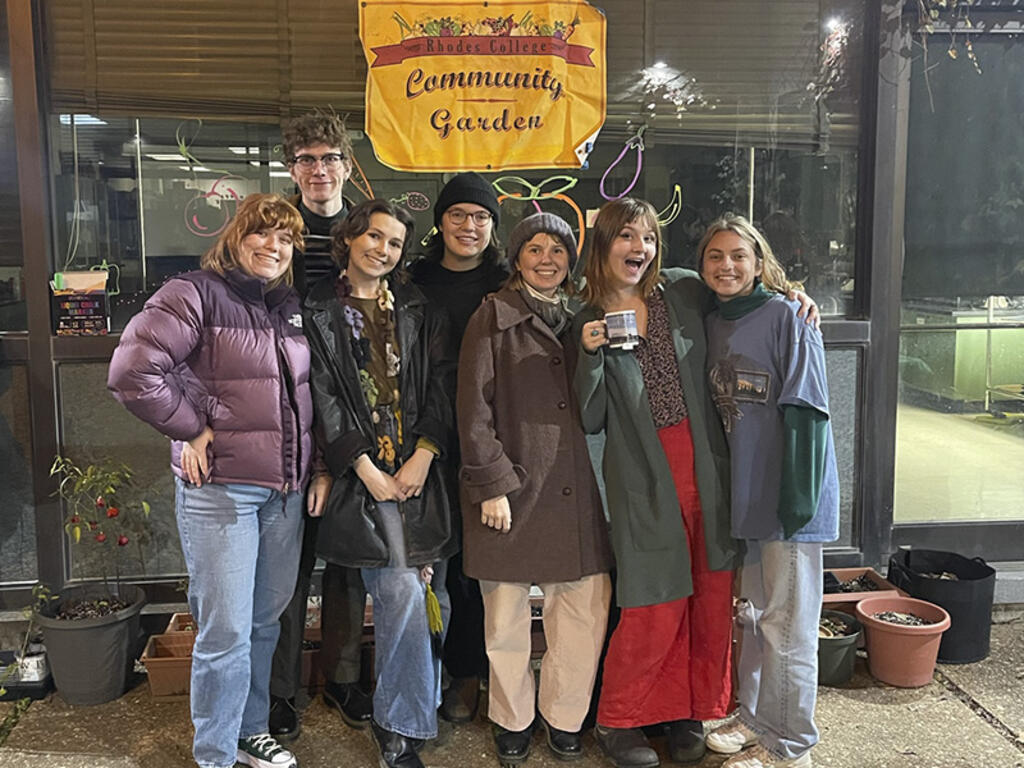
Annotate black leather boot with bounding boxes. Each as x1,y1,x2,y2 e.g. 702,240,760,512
493,722,534,765
666,719,705,764
268,695,300,741
594,725,660,768
323,680,373,729
371,721,425,768
540,716,582,761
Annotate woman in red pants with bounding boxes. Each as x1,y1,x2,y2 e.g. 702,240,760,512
574,198,815,768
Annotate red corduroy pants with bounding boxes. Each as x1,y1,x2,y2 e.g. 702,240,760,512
597,418,734,728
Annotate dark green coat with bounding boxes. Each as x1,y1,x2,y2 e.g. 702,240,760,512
573,269,739,608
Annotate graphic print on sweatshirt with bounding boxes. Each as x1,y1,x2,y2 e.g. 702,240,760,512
709,353,771,433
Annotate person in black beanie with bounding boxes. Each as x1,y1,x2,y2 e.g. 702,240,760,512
408,172,508,724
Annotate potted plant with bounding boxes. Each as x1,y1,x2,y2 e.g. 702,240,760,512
36,456,151,705
0,585,57,702
855,595,951,688
817,609,862,687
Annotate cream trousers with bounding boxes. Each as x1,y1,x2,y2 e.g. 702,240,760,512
480,572,612,732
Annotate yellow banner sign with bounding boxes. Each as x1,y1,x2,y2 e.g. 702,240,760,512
360,1,606,172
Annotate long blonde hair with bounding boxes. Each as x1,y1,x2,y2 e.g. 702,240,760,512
201,194,305,289
580,198,663,309
696,213,795,293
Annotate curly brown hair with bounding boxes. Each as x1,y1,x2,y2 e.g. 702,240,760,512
281,109,354,163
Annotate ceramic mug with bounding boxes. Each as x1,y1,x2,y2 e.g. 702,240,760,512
604,309,640,350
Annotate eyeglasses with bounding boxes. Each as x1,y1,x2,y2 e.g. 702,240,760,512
446,209,493,226
290,153,346,170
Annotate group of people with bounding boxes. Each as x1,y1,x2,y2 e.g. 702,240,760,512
107,110,839,768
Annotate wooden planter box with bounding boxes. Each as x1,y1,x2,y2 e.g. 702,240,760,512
141,632,194,699
823,567,904,618
165,612,197,633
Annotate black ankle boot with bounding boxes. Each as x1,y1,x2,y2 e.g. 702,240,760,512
540,716,582,761
371,721,425,768
268,695,300,741
323,680,373,729
666,719,705,764
594,725,660,768
493,722,534,764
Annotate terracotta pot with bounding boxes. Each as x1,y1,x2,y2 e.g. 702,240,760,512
855,595,950,688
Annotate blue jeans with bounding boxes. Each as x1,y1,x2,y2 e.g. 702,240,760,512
360,502,450,740
735,539,823,760
175,478,303,768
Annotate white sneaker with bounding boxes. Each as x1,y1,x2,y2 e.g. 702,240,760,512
723,744,812,768
706,720,759,754
237,733,298,768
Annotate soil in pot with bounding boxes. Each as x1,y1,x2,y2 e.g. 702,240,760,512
855,595,950,688
818,610,862,686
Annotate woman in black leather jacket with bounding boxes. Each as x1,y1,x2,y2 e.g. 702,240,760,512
302,199,457,768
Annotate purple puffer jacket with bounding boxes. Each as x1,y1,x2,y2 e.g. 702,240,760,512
108,268,314,492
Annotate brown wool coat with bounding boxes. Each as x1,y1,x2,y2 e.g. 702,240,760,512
456,288,613,584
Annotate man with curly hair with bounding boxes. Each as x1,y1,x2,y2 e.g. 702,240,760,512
281,109,355,296
270,110,374,742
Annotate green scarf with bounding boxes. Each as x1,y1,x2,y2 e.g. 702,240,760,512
714,281,773,320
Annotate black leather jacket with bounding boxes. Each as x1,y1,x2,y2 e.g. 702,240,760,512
303,272,458,567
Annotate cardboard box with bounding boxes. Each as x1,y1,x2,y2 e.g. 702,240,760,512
51,270,109,336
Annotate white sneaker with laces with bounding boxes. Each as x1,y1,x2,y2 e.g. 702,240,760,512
706,720,759,754
237,733,298,768
722,744,812,768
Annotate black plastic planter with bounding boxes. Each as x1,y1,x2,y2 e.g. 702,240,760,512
887,548,995,664
818,610,862,686
35,585,146,705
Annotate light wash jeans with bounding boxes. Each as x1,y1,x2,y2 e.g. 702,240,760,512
361,501,450,740
734,539,823,761
174,478,303,768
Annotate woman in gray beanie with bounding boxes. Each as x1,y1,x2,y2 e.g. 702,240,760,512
456,212,613,766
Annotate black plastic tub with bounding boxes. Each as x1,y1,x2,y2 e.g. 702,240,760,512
887,548,995,664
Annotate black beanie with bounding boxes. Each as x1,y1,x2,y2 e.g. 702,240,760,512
434,172,500,228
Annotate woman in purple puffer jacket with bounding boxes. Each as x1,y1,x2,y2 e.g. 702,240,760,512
108,194,329,768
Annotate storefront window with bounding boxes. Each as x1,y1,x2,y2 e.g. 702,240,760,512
50,117,295,332
57,363,184,579
896,29,1024,524
0,7,26,331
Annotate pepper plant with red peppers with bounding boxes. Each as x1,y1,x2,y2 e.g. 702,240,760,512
49,456,151,604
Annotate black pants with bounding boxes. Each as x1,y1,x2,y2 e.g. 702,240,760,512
441,549,488,679
270,517,368,698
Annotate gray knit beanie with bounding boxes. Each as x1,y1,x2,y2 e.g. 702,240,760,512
507,213,578,271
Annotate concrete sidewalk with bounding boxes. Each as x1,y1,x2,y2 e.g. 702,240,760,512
1,608,1021,768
